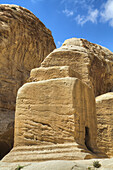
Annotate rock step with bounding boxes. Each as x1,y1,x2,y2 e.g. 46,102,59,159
13,143,85,151
2,144,97,162
2,151,95,162
11,147,88,155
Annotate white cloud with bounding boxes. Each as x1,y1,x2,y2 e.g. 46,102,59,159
31,0,43,3
62,9,74,17
100,0,113,27
88,9,99,23
61,0,99,25
75,8,99,25
61,0,113,27
61,0,94,9
56,41,62,48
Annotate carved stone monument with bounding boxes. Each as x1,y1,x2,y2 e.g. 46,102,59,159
2,66,105,162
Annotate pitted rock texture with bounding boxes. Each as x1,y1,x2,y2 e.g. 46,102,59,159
96,92,113,157
0,4,56,159
42,38,113,96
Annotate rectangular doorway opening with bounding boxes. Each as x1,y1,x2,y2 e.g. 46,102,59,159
85,127,93,152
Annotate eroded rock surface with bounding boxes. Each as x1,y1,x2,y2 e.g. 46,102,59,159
0,4,55,159
96,92,113,157
42,38,113,96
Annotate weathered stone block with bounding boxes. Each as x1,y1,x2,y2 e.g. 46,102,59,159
1,77,101,162
96,92,113,157
14,78,96,149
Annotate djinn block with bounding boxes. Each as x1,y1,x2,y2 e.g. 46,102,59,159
2,76,106,162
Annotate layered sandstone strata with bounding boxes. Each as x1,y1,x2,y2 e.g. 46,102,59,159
0,4,55,159
2,66,106,162
42,38,113,96
96,93,113,157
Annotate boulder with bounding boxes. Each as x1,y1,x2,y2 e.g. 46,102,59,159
0,4,55,159
96,92,113,157
42,38,113,96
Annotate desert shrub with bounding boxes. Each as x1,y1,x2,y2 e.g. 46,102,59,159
93,161,101,168
87,167,91,170
15,165,24,170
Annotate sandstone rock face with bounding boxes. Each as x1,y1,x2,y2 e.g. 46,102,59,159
2,68,102,162
0,4,55,159
96,92,113,157
42,38,113,96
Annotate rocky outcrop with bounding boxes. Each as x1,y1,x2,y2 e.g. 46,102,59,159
42,38,113,96
0,4,56,159
96,93,113,157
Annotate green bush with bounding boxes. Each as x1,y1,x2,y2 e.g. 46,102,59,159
93,161,101,168
87,167,91,170
15,165,24,170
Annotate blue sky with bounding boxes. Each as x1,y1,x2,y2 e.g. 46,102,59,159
0,0,113,51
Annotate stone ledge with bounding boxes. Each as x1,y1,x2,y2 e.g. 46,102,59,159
2,143,98,163
28,66,81,82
